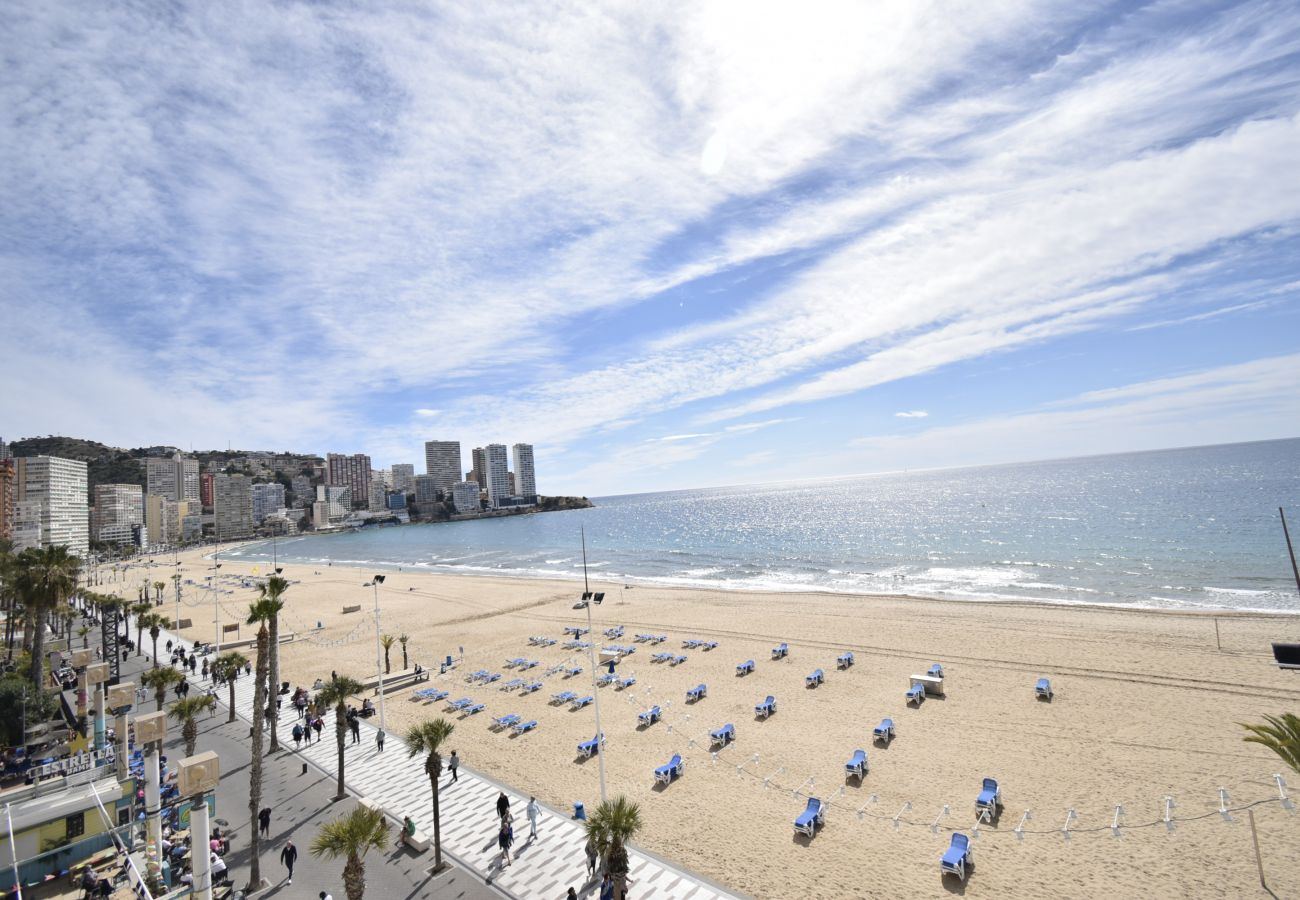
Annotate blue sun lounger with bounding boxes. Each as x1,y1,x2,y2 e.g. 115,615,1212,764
772,643,788,660
564,665,583,677
845,749,868,781
651,635,667,644
755,695,776,718
683,639,701,649
521,659,539,669
710,723,735,747
551,690,577,705
571,695,594,709
976,778,1002,817
873,718,895,745
634,633,653,642
906,684,925,705
652,652,674,663
492,714,521,730
736,659,755,676
513,719,538,734
616,675,636,689
674,655,689,666
837,651,855,669
468,670,489,683
484,673,502,684
605,626,624,638
501,678,525,691
805,669,824,687
507,657,528,668
463,703,485,715
448,697,473,711
521,680,543,693
416,688,448,702
654,753,684,785
941,832,973,881
1035,678,1053,700
701,641,717,650
794,797,823,837
638,705,661,726
577,733,605,757
686,684,707,702
928,663,944,678
596,672,616,686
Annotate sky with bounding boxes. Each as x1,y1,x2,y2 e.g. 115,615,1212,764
2,0,1299,497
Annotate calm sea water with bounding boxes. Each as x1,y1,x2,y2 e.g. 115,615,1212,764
226,439,1300,613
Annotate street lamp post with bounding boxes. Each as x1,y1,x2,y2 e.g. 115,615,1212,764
579,527,607,804
365,575,387,735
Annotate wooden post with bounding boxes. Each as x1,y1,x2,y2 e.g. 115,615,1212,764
1248,808,1266,888
1214,618,1222,652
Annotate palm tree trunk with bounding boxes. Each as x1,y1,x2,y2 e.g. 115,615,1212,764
248,625,268,889
184,719,197,757
343,854,365,900
334,703,348,800
227,678,238,723
268,614,280,752
151,633,160,668
429,772,444,872
28,607,48,689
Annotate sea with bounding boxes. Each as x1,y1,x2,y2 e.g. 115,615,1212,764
224,438,1300,613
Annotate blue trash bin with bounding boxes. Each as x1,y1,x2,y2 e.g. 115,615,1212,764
574,801,586,820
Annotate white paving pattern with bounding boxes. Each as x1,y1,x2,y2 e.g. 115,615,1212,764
167,631,745,900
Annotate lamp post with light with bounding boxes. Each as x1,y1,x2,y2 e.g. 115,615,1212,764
364,574,387,735
577,527,607,803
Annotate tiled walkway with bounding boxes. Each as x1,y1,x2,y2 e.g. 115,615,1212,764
165,630,745,900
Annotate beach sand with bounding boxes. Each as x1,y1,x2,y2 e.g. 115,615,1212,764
102,549,1300,899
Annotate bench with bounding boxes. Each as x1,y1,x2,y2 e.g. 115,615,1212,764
370,669,430,694
341,605,362,615
399,819,431,852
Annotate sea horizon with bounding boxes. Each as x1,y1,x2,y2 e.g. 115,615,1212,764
225,437,1300,615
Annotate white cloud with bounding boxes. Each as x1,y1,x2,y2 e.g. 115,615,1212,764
895,411,928,419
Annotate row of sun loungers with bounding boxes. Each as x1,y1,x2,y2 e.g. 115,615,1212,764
563,639,593,650
412,688,449,702
604,626,624,638
602,644,636,657
681,639,718,650
634,633,667,643
563,626,590,637
650,652,687,665
505,657,540,669
528,636,557,647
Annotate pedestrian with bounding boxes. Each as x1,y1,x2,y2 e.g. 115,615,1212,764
312,716,323,742
258,807,271,838
585,835,598,879
497,820,513,866
567,889,578,900
292,723,303,749
245,662,252,676
189,656,197,674
280,840,297,885
319,893,333,900
599,872,614,900
496,791,509,821
448,750,459,782
526,796,539,838
348,714,360,744
376,729,385,752
166,639,173,653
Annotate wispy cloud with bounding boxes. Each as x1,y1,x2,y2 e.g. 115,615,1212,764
895,411,928,419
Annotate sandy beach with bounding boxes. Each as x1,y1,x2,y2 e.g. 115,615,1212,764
100,547,1300,899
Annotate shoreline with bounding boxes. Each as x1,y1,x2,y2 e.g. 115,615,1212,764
217,537,1300,619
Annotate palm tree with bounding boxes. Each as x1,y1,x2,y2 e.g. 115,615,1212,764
245,597,277,889
131,601,152,656
380,634,395,674
169,694,217,756
139,612,170,667
315,675,364,801
14,545,82,689
211,651,248,723
1242,714,1300,774
257,576,289,753
399,633,409,671
141,666,184,712
153,581,165,605
404,718,455,872
0,539,17,658
309,805,389,900
585,796,643,898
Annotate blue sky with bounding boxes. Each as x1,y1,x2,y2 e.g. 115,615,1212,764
2,0,1299,496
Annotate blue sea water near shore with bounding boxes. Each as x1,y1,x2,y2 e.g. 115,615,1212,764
226,439,1300,613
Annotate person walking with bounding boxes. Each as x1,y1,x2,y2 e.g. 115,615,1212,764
258,807,271,838
448,750,459,782
280,840,298,885
312,716,323,742
376,729,385,752
585,835,598,879
567,889,578,900
349,714,360,744
292,723,303,749
599,872,614,900
497,819,513,866
526,796,539,838
496,791,509,821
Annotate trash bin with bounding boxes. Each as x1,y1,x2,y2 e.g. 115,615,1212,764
574,801,586,820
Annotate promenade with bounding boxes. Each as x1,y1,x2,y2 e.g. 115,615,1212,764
163,628,746,900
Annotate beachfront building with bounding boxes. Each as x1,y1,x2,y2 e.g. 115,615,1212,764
414,474,438,504
327,452,372,510
12,455,89,556
213,474,254,539
11,500,43,552
146,452,200,502
368,473,388,512
0,458,13,541
479,444,511,508
451,480,482,514
92,484,144,546
200,472,215,506
512,443,536,499
251,482,286,523
312,484,350,528
424,440,461,495
145,496,197,545
470,447,487,488
391,463,415,495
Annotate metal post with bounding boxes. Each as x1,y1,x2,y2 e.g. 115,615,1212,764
371,579,386,735
191,794,213,900
93,684,106,753
114,711,129,782
144,743,162,854
5,804,23,900
1281,508,1300,597
1214,617,1221,652
581,528,607,804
